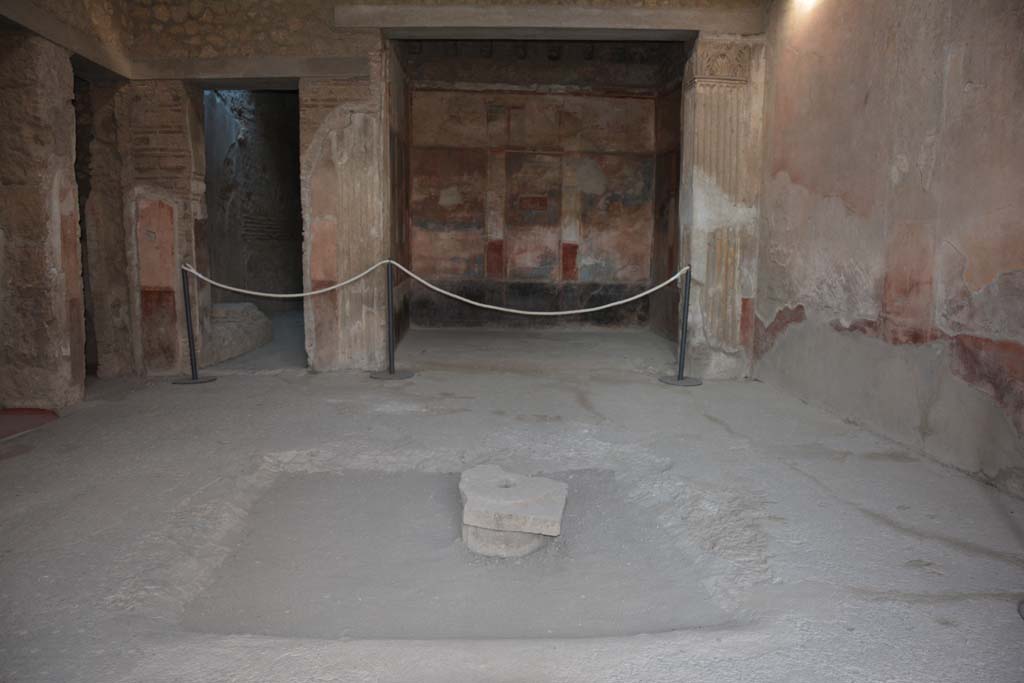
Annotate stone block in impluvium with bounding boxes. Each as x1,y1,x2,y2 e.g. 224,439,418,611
459,464,568,558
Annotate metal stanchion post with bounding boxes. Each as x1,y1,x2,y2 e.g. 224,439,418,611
371,261,414,380
659,267,702,387
173,268,216,385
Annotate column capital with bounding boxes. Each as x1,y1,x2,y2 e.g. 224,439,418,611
684,35,753,87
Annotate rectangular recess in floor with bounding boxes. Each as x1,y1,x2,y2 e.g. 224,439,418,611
181,469,729,639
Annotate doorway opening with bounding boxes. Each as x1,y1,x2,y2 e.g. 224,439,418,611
72,63,135,382
390,39,687,347
73,75,98,377
202,89,305,370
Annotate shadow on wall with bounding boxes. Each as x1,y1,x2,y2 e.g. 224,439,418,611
203,89,302,317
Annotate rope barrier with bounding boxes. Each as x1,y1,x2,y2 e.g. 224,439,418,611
182,261,388,299
176,259,700,386
390,261,689,317
181,261,690,317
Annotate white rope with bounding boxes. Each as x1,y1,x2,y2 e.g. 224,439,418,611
389,261,689,317
181,261,389,299
182,260,689,316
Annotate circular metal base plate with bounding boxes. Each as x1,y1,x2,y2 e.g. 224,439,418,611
658,375,703,387
172,376,217,385
370,370,415,380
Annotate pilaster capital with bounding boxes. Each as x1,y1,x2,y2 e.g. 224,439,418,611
684,35,753,86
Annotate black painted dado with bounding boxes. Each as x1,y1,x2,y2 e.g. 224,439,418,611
410,281,649,328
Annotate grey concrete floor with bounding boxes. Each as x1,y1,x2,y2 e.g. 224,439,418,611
1,328,1022,682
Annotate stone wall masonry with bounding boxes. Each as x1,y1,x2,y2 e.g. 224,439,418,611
117,79,206,374
125,0,380,61
300,52,389,371
0,0,134,76
120,0,759,64
204,90,302,317
0,30,84,409
335,0,765,36
74,76,97,374
755,0,1024,497
76,80,138,378
32,0,133,46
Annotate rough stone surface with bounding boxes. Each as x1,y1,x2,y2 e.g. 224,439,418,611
300,51,390,372
124,0,379,61
31,0,134,54
204,90,302,316
462,522,550,558
200,302,273,367
5,0,134,76
0,30,84,410
208,310,306,371
118,79,207,376
461,464,568,535
75,79,137,378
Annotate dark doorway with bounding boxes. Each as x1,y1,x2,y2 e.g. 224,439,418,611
73,75,98,376
202,89,305,369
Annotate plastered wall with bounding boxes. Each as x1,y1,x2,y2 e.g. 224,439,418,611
755,0,1024,496
408,88,656,326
